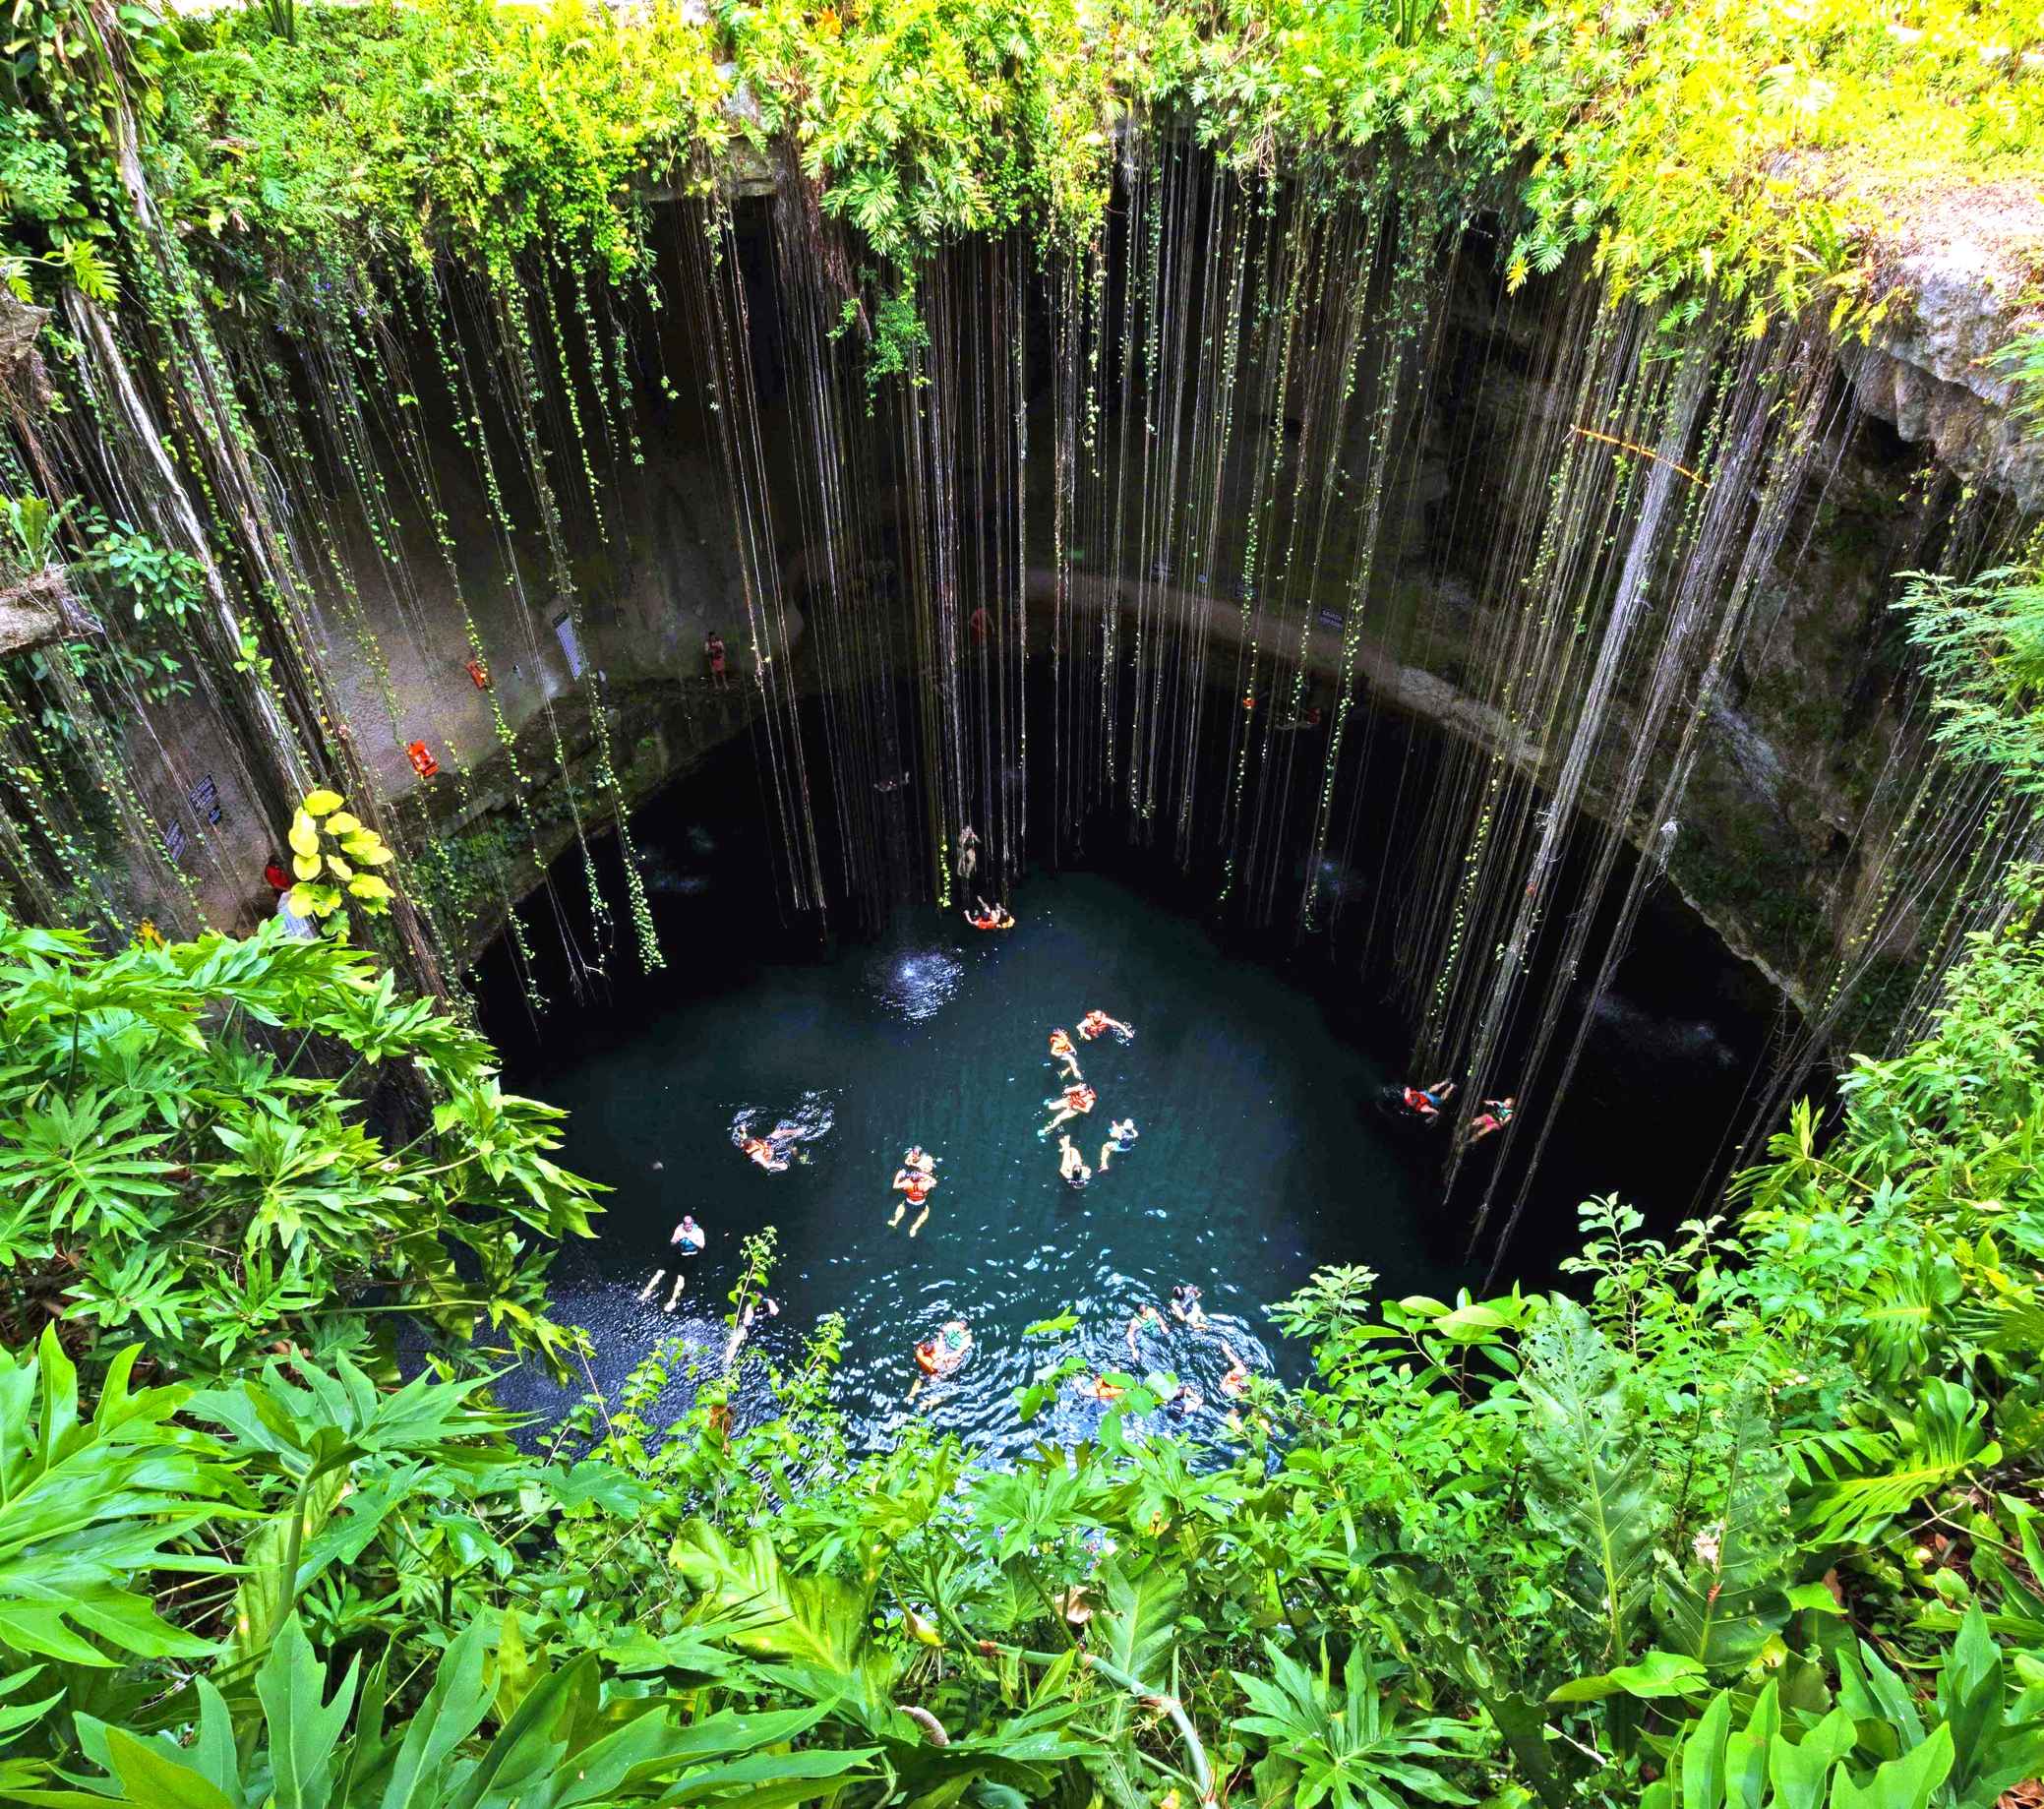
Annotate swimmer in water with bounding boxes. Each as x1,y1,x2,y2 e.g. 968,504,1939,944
902,1145,936,1175
1125,1302,1165,1361
1099,1116,1137,1172
889,1164,937,1228
1168,1381,1204,1416
1218,1341,1251,1398
735,1114,812,1172
964,895,1014,932
671,1215,706,1252
1038,1081,1098,1138
1170,1283,1208,1330
910,1320,972,1399
1048,1028,1083,1083
1057,1133,1092,1186
1077,1008,1134,1043
1400,1077,1457,1119
1466,1096,1518,1145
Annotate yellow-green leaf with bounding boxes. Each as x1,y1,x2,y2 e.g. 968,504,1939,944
302,788,344,816
341,834,395,867
287,813,319,859
292,853,322,882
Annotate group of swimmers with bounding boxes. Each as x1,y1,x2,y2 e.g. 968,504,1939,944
1397,1076,1520,1146
640,990,1259,1416
919,1283,1260,1429
1041,1009,1137,1185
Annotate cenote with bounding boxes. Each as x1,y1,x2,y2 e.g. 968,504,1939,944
479,703,1777,1451
13,2,2044,1792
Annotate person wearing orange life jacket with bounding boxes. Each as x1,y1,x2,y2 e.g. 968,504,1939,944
1038,1082,1096,1139
1077,1008,1134,1043
915,1320,971,1377
1401,1077,1457,1119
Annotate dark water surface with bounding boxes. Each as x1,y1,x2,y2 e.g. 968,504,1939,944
487,860,1455,1457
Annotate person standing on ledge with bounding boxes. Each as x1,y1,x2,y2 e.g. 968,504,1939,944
704,629,729,692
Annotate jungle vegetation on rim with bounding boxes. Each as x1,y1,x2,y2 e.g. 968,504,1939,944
0,828,2039,1802
0,0,2043,1800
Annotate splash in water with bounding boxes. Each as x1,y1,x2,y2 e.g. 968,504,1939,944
729,1091,836,1170
866,946,964,1023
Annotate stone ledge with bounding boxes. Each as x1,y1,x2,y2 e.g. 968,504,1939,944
1854,179,2044,511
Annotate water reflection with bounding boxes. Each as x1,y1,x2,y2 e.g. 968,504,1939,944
866,945,964,1023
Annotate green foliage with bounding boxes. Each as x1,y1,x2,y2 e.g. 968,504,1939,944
1232,1641,1478,1807
156,0,734,282
1895,565,2044,793
722,0,1116,264
7,0,2034,364
0,852,2038,1804
1,502,205,750
0,911,597,1379
0,1328,230,1668
1521,1299,1667,1663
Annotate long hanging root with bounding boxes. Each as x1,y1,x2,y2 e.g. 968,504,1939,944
1567,424,1708,486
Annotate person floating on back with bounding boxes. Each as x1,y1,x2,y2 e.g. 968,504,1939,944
912,1320,972,1396
1057,1133,1092,1186
1099,1117,1137,1172
1039,1081,1097,1138
1466,1096,1518,1145
889,1161,936,1228
1218,1341,1251,1398
1125,1302,1165,1362
965,895,1013,931
1401,1077,1457,1119
1077,1008,1134,1042
1048,1028,1083,1083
